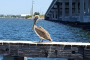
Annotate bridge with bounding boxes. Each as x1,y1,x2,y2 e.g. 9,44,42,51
0,41,90,60
45,0,90,23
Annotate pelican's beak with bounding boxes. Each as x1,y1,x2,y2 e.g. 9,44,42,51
30,17,38,32
30,23,34,32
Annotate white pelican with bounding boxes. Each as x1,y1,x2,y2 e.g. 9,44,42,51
31,15,52,42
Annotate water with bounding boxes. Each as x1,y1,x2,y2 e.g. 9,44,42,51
0,18,90,60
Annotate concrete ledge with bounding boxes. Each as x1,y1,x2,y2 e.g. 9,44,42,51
0,41,90,46
0,41,90,59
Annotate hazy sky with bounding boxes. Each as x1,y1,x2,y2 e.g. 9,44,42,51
0,0,52,15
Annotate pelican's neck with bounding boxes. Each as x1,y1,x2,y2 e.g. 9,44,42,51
33,20,37,28
31,23,37,32
31,19,38,32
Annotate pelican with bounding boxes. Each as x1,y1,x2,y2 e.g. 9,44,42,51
31,15,52,42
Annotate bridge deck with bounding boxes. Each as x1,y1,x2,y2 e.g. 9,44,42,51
0,41,90,59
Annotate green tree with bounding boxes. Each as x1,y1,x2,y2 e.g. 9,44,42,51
40,15,45,18
34,12,40,16
11,15,16,18
0,15,4,17
25,15,32,19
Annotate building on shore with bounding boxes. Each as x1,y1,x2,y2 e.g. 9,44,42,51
45,0,90,23
21,14,31,18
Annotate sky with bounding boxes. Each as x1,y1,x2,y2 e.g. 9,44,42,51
0,0,52,15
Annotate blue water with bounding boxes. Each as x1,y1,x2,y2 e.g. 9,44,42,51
0,18,90,60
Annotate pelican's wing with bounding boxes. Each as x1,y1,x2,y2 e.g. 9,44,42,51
35,26,51,40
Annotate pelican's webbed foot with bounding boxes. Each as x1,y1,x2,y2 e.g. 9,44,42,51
39,38,41,42
42,39,44,42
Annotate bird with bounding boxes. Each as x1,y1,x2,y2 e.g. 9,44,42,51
31,15,52,42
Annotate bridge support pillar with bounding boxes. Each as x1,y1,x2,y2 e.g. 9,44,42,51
80,0,84,22
3,56,27,60
69,0,72,17
89,0,90,13
75,1,78,14
85,0,89,13
57,5,60,20
62,0,65,20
